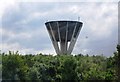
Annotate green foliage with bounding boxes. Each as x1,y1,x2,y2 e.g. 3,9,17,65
1,46,119,81
115,45,120,80
2,51,29,81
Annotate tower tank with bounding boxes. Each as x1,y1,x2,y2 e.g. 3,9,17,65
45,20,83,55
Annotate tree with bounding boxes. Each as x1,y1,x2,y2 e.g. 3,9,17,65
115,45,120,81
2,50,118,81
2,51,29,81
60,56,78,81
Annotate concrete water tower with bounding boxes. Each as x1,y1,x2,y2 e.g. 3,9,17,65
45,20,83,55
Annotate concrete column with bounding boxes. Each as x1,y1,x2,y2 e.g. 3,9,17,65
60,41,67,54
48,23,60,54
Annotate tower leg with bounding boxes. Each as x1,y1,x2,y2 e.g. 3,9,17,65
60,41,67,54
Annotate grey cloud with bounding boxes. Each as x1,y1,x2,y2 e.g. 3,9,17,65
2,2,118,56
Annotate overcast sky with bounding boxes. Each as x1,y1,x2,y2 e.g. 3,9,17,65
0,0,119,56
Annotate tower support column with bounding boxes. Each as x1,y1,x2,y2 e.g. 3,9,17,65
60,41,67,54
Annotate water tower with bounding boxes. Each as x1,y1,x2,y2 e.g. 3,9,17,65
45,20,83,55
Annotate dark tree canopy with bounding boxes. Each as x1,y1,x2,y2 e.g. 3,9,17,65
1,45,119,82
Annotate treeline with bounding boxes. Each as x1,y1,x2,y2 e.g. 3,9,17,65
1,45,120,82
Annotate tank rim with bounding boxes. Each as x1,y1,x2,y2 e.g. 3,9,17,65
45,20,83,24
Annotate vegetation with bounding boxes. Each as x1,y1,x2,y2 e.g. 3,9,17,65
1,45,119,82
